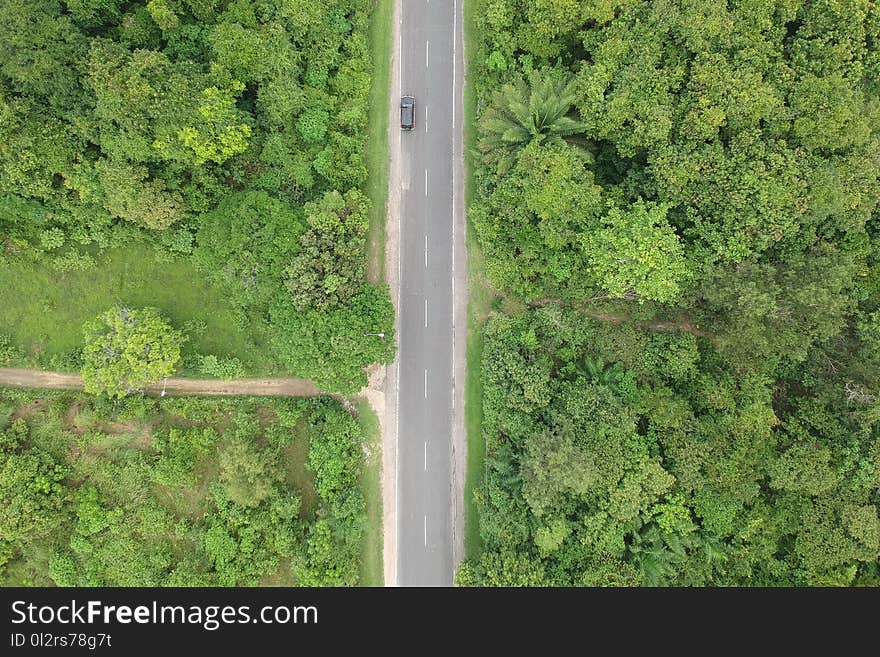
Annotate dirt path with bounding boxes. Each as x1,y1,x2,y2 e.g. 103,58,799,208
584,311,716,342
525,296,717,342
0,368,322,397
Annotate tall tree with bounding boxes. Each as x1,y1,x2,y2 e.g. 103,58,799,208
82,306,183,398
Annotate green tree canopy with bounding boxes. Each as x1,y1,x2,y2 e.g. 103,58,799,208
82,306,183,398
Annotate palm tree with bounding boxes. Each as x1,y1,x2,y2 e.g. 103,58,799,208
627,525,686,586
582,355,606,383
478,71,588,174
486,442,522,488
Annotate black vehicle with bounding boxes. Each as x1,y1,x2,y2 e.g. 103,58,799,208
401,95,415,130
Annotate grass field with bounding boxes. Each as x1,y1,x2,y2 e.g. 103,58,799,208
364,0,393,283
0,243,277,374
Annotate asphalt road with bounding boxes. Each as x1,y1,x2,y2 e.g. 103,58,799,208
397,0,464,586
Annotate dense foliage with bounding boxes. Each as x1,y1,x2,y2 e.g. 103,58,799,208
461,0,880,585
0,389,374,586
460,307,880,585
0,0,394,392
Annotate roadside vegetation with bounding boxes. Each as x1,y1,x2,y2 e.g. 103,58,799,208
354,398,383,586
462,0,491,561
365,0,394,282
459,0,880,586
0,0,395,393
0,1,394,587
0,388,374,586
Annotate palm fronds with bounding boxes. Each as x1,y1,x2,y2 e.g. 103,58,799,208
478,72,588,174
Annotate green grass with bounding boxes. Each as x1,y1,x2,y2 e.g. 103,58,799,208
0,243,277,374
364,0,393,284
282,425,320,519
354,397,384,586
356,0,391,585
464,289,490,561
462,0,492,562
154,447,220,520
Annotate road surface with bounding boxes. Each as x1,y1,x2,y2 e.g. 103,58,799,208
396,0,466,586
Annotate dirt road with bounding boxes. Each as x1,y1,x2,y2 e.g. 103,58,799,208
0,368,322,397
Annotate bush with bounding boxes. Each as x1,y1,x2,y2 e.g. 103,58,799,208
196,354,245,381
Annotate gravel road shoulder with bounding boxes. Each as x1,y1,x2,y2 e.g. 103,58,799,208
371,0,402,587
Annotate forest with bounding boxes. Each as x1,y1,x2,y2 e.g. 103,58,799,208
459,0,880,585
0,388,379,586
0,0,394,393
